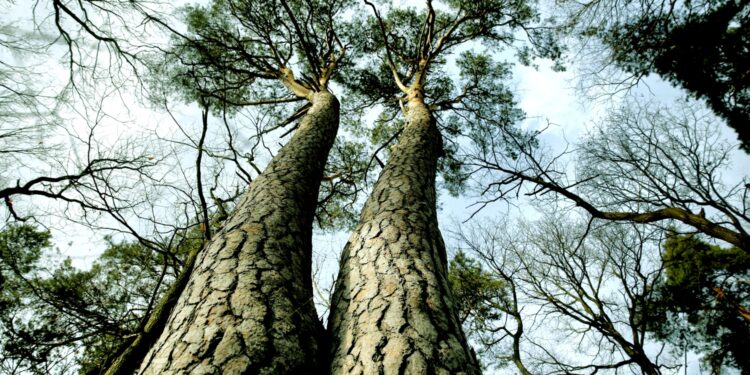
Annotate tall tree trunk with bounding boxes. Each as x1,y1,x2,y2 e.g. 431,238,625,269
98,243,202,375
138,91,339,375
327,98,480,374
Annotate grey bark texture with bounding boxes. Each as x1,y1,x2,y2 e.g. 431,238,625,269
137,91,339,375
328,99,480,375
100,243,202,375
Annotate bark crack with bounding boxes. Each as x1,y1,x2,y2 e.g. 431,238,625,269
139,92,339,375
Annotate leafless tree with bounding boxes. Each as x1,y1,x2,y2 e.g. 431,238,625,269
453,217,682,374
0,4,268,372
466,99,750,252
518,218,675,374
450,221,534,375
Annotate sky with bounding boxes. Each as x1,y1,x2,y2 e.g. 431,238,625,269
3,1,748,374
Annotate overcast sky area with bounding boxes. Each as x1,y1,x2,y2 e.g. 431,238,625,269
3,0,749,374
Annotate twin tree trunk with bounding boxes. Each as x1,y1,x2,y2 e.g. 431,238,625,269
327,98,480,374
135,92,477,374
138,92,338,374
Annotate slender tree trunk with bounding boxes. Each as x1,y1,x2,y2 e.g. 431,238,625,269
327,97,480,374
509,291,533,375
605,321,660,375
98,244,202,375
138,91,339,375
623,346,660,375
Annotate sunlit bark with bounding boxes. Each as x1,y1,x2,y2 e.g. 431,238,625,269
328,95,479,374
138,92,339,374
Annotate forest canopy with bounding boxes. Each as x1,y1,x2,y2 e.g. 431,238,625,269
1,0,748,374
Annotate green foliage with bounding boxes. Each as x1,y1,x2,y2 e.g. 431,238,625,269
316,138,372,230
603,0,750,151
335,54,403,109
0,224,49,281
0,225,64,374
448,251,510,370
448,251,508,332
150,0,370,233
339,0,546,194
150,0,355,112
439,143,466,196
149,3,274,108
448,51,526,145
370,115,403,147
340,0,560,102
647,233,750,373
438,51,529,195
0,225,200,374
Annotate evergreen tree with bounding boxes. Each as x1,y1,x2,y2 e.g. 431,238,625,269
135,0,351,373
648,233,750,373
562,0,750,151
0,225,196,375
327,0,559,372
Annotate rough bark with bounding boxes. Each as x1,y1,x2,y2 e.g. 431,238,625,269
97,244,202,375
328,98,480,374
137,91,339,375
